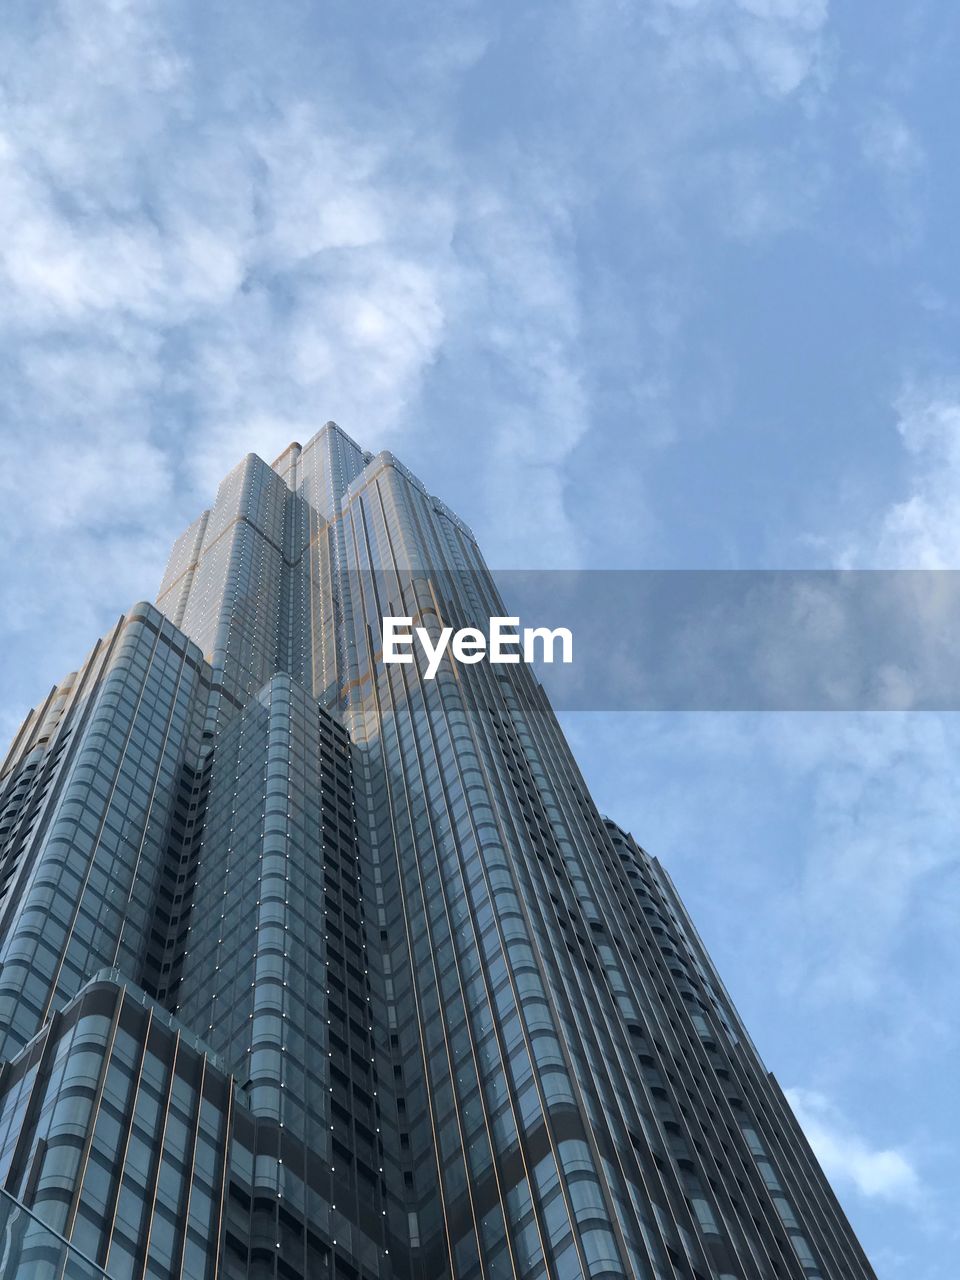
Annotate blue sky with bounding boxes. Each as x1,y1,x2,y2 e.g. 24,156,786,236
0,2,956,1276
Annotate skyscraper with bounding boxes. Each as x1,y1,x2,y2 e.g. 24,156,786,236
0,423,875,1280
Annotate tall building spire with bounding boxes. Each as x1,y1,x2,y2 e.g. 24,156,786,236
0,433,875,1280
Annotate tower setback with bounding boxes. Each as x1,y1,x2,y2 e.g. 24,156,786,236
0,424,875,1280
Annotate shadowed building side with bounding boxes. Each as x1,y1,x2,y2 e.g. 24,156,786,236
0,422,876,1280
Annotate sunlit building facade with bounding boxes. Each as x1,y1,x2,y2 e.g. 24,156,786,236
0,423,875,1280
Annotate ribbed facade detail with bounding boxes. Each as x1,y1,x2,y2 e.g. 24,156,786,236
0,423,875,1280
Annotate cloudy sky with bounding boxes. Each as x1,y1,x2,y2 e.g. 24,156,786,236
0,2,957,1276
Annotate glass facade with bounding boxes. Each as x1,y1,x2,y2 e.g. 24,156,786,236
0,422,876,1279
0,1185,109,1279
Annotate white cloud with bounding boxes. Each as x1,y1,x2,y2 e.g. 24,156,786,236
853,105,927,256
735,0,827,21
861,108,925,177
785,1087,922,1203
0,0,847,616
646,0,830,100
771,715,960,1011
448,176,589,565
0,0,601,683
842,382,960,568
693,144,826,239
